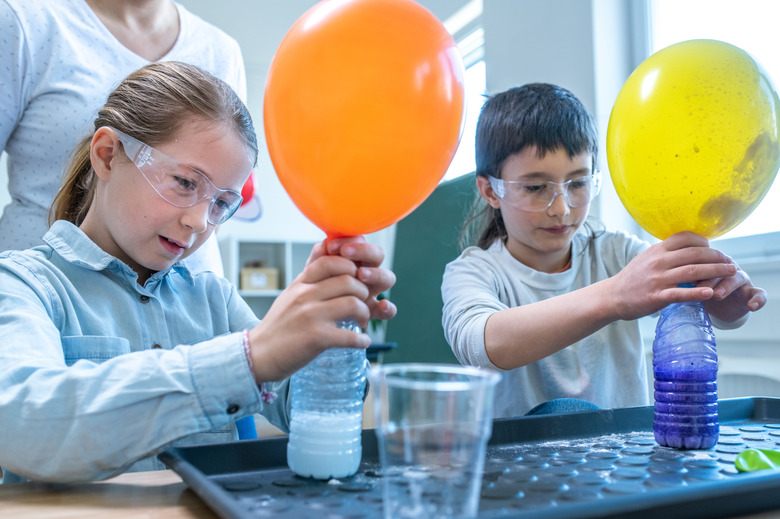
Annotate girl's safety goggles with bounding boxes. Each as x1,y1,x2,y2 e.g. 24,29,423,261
112,128,243,225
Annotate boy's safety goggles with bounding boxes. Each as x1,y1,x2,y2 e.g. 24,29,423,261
488,170,602,212
112,128,243,225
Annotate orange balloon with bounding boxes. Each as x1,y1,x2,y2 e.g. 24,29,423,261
263,0,465,238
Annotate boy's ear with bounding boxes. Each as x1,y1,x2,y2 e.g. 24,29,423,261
476,176,501,209
90,127,121,181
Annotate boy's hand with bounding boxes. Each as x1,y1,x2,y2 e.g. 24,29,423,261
609,231,737,320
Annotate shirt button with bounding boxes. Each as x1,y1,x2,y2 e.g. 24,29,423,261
140,295,150,303
151,344,163,349
227,404,240,415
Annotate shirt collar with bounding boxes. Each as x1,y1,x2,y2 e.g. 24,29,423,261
43,221,195,285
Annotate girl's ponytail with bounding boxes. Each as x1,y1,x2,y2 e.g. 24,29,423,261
49,136,94,226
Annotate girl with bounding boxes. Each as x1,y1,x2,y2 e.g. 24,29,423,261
0,61,396,483
442,83,765,418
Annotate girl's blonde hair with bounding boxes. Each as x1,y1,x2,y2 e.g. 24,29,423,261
50,61,257,226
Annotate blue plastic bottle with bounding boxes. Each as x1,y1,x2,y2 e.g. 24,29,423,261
287,320,367,479
653,300,719,449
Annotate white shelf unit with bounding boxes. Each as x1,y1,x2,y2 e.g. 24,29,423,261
220,236,317,319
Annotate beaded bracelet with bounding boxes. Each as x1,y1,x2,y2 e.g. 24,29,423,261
242,329,254,369
242,329,277,404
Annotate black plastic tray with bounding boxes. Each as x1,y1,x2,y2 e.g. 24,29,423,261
160,397,780,518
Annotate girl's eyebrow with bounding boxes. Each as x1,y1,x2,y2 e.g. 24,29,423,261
170,152,240,190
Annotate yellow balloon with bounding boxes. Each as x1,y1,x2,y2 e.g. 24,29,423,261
607,39,780,239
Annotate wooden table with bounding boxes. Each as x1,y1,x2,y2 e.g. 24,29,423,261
3,468,780,518
0,470,216,518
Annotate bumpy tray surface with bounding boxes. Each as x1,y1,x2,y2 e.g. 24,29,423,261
160,397,780,519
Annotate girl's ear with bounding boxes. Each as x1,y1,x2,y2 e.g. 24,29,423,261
90,127,121,181
476,175,502,209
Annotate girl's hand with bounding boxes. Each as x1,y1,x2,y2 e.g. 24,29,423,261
311,236,397,321
608,231,738,321
248,237,396,382
248,253,370,382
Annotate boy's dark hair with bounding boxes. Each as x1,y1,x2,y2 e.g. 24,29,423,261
464,83,601,250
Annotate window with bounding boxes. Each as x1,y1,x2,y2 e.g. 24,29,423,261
441,0,486,183
442,60,486,182
650,0,780,241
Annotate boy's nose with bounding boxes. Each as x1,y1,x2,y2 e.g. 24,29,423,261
546,190,571,216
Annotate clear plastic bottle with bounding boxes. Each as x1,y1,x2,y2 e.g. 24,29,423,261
652,300,719,449
287,320,367,479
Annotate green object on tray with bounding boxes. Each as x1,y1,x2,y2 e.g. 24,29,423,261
735,448,780,472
